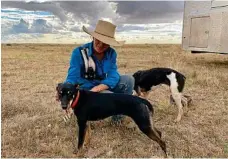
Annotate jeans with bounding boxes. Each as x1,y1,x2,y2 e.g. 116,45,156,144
101,74,135,94
100,75,135,122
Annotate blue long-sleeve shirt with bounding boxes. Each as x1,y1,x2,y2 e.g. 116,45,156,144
65,42,120,90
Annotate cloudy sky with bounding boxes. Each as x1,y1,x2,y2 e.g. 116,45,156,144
1,1,184,44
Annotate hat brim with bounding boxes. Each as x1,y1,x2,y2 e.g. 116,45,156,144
82,26,125,46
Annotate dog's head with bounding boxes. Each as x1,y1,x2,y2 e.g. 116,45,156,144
132,70,143,95
133,70,151,96
56,83,78,110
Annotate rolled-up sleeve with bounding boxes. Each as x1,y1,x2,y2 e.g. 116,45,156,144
65,48,94,90
101,51,120,89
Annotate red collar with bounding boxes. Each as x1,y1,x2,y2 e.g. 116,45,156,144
71,91,80,109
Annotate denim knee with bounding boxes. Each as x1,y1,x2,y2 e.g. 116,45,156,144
112,74,135,95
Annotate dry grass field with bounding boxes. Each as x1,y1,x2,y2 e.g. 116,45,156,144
1,43,228,157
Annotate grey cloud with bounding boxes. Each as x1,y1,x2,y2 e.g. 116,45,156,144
30,19,52,33
116,25,146,32
11,19,29,33
8,18,53,34
115,1,184,24
2,1,118,26
70,26,81,32
2,1,184,33
116,1,183,15
2,1,67,22
57,1,118,23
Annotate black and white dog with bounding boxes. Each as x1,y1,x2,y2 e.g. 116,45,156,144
133,67,191,122
56,82,167,157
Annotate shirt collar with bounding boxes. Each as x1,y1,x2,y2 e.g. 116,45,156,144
88,41,109,60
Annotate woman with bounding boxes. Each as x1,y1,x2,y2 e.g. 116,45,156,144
65,20,135,123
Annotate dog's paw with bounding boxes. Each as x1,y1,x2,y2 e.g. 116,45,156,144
73,148,78,154
62,115,70,123
73,148,84,157
62,109,74,123
62,113,72,123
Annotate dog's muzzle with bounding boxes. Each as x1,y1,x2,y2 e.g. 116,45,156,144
61,104,68,110
60,96,71,110
61,98,73,110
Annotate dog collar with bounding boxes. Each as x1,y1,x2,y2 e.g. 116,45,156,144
71,91,80,109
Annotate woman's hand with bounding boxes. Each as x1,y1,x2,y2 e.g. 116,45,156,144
90,84,109,92
90,86,101,92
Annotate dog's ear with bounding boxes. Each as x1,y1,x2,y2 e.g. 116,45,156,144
133,71,142,83
136,70,143,75
56,83,63,91
133,70,140,77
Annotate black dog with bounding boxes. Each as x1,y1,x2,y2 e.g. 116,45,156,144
133,67,191,122
56,82,167,157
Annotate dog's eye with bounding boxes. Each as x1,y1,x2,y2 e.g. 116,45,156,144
67,91,72,95
58,91,62,96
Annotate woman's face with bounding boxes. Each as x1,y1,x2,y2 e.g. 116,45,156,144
93,38,110,54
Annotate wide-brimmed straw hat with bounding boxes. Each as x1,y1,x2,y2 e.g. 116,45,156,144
82,20,125,46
